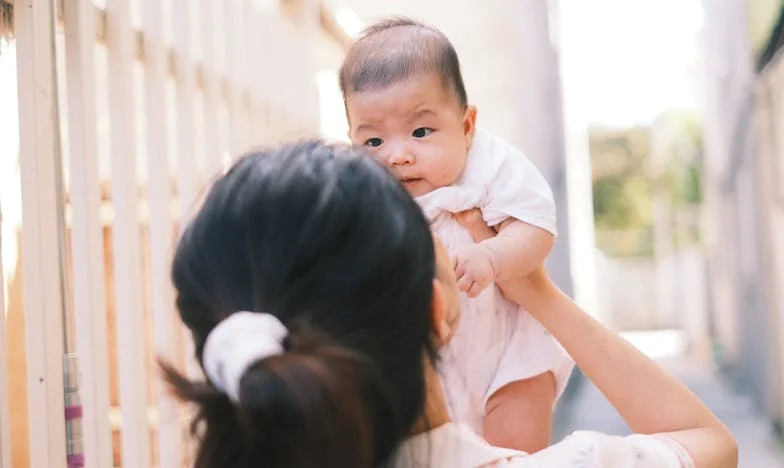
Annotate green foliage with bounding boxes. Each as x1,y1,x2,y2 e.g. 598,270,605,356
589,111,705,257
590,126,654,232
593,175,653,230
749,0,784,56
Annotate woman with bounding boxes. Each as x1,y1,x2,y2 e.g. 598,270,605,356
163,140,737,467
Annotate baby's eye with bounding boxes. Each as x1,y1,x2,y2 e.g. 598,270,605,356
412,127,433,138
365,138,384,147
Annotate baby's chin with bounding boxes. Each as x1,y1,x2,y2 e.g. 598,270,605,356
401,178,441,198
403,173,464,198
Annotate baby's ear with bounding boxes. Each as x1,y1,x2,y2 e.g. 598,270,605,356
462,105,478,147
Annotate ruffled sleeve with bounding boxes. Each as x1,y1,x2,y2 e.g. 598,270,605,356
466,130,557,235
501,431,695,467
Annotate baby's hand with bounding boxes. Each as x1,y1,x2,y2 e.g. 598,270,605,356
453,243,496,298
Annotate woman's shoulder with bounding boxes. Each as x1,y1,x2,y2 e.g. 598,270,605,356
392,423,525,468
495,430,695,468
395,424,693,468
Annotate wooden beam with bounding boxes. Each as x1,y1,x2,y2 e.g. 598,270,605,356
319,2,354,50
14,0,69,465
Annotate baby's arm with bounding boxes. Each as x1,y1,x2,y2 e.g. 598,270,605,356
453,219,554,297
483,218,554,282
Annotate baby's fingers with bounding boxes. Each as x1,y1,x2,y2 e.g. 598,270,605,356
466,279,486,298
453,257,466,278
457,274,474,294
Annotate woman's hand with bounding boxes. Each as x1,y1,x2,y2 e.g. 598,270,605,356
454,209,554,309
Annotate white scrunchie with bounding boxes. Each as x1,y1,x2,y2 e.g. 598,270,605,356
202,311,288,403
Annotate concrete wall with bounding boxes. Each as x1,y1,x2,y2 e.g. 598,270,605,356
700,0,784,426
750,49,784,426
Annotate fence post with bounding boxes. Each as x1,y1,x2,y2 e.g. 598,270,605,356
14,0,69,466
62,0,114,466
143,0,185,464
0,203,11,468
200,0,224,177
105,0,151,465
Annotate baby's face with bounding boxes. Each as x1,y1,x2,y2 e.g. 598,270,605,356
346,73,476,198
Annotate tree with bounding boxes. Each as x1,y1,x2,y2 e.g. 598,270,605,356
0,1,11,47
590,126,653,232
589,112,705,257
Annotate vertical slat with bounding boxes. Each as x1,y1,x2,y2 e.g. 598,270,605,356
200,0,223,178
106,0,151,466
142,0,184,466
174,0,197,222
249,98,264,147
249,7,270,145
242,1,262,147
267,14,285,143
173,0,203,384
63,1,114,467
0,206,11,468
223,0,243,157
236,0,250,150
14,1,69,467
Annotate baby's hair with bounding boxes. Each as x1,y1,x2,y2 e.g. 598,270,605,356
339,17,468,108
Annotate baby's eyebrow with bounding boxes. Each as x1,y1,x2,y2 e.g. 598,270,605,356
411,108,437,119
354,122,380,133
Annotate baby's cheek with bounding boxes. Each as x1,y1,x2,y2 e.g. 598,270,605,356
431,162,460,185
363,148,384,162
444,153,467,183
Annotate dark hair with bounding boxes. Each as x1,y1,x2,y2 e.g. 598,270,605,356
339,17,468,108
162,140,438,467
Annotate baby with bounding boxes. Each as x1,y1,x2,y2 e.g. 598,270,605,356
339,18,574,452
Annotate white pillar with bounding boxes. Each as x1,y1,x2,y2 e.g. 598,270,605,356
513,0,574,297
558,0,600,317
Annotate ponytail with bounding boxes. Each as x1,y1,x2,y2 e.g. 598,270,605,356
161,324,393,468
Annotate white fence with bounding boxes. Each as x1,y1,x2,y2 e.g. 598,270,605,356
0,0,347,466
594,249,708,337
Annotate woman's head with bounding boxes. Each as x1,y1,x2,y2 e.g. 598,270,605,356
165,141,458,467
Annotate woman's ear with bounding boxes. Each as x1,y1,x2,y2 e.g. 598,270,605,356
431,279,455,347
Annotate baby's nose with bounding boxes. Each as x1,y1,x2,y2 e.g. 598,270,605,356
387,148,415,166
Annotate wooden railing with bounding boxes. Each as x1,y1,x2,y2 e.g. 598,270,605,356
1,0,350,466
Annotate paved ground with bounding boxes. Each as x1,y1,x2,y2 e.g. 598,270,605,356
552,356,784,467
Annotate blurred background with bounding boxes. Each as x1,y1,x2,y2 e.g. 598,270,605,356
1,0,784,466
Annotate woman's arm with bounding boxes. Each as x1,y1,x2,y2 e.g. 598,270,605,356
455,209,738,468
